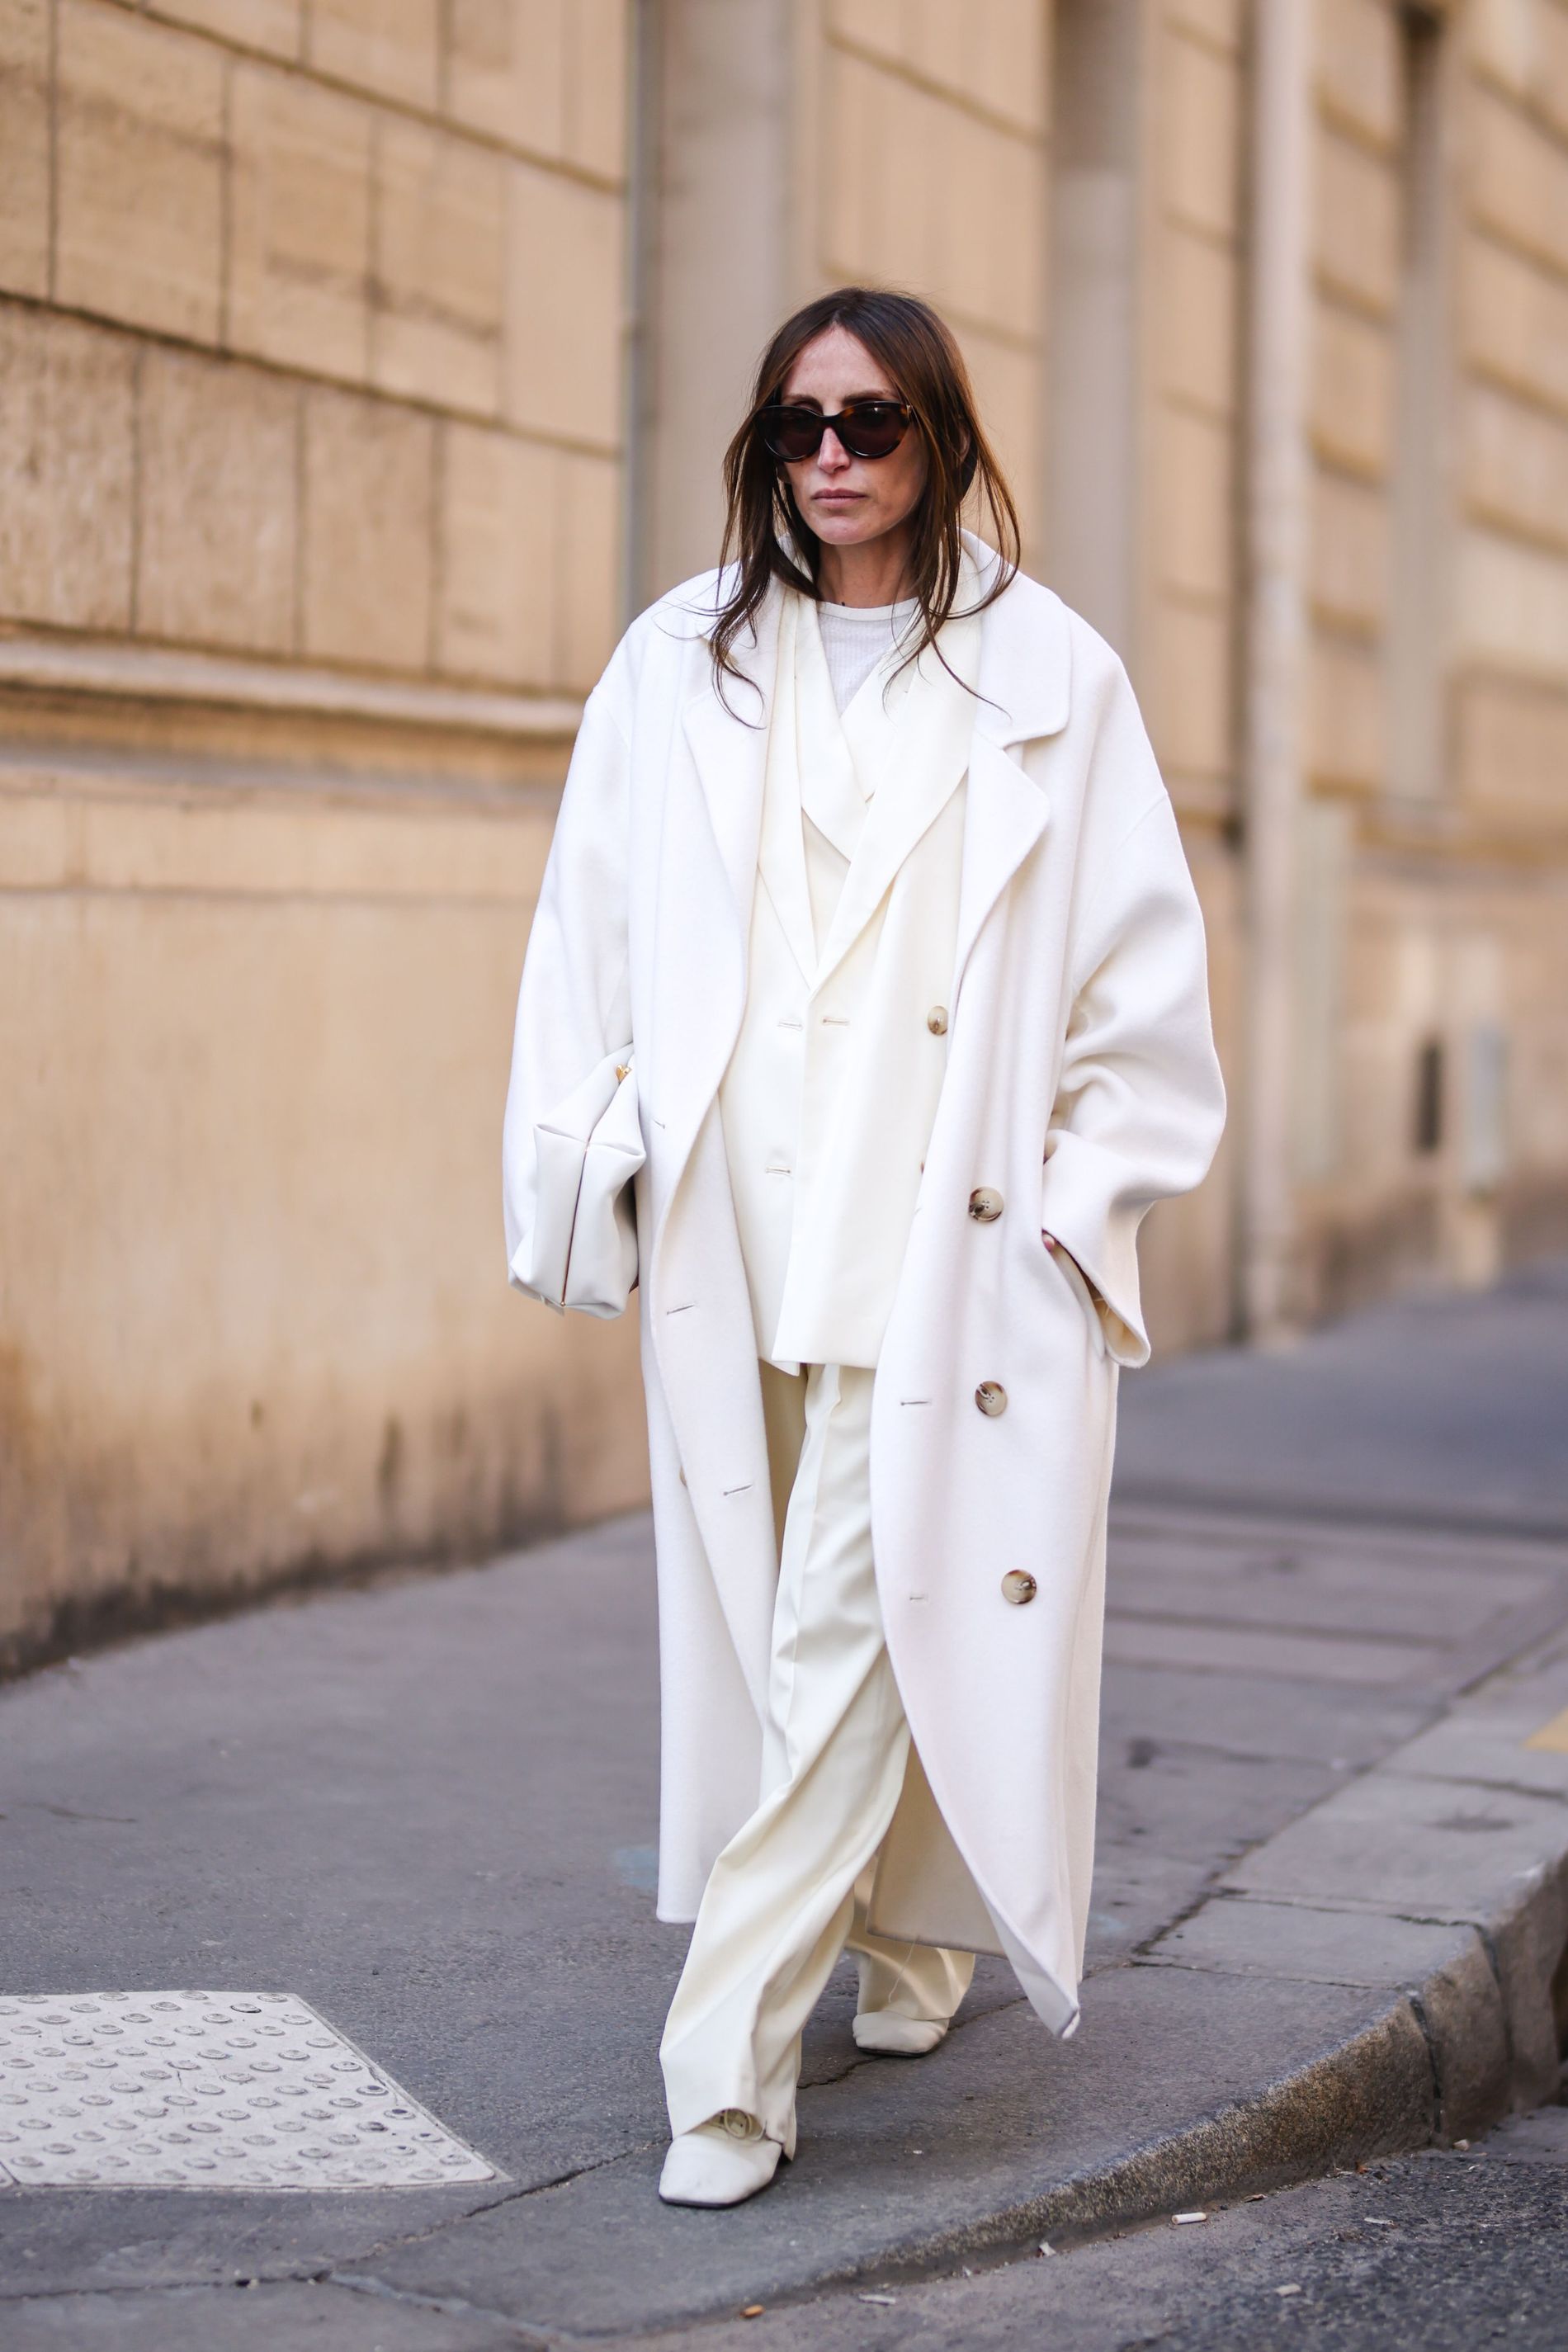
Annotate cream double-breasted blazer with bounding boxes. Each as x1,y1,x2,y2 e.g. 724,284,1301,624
503,538,1226,2034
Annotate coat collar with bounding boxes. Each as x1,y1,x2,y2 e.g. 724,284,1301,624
962,532,1074,748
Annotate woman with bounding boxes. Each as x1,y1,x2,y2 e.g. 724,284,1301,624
503,288,1226,2207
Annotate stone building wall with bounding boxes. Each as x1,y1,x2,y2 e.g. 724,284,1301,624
2,0,1566,1668
0,0,646,1671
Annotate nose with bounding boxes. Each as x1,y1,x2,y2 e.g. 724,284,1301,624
816,427,851,471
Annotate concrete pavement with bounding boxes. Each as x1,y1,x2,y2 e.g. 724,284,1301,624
2,1260,1567,2345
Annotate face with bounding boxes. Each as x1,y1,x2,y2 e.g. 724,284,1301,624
776,324,928,555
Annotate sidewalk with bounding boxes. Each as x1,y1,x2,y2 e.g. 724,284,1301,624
3,1263,1568,2349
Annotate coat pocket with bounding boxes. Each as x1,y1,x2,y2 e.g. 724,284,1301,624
1044,1233,1108,1363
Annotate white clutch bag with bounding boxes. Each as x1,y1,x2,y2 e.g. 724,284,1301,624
509,1047,644,1317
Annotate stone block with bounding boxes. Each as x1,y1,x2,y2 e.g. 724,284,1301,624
1311,467,1389,632
1418,1929,1515,2141
1470,81,1568,278
445,0,566,158
1462,380,1568,552
1150,596,1233,782
1155,405,1233,600
1462,227,1568,412
563,0,630,177
1454,670,1568,825
0,0,50,298
1396,1699,1568,1801
372,119,503,413
1167,0,1243,48
503,160,623,446
1150,1896,1481,1989
229,62,372,382
1317,0,1400,149
1312,300,1394,476
1309,630,1385,789
1482,1849,1568,2108
1457,526,1568,686
151,0,303,61
1471,0,1568,146
904,0,1047,136
55,0,224,343
556,447,621,690
1156,224,1239,418
824,54,937,299
308,0,439,109
135,349,300,655
930,108,1045,340
1158,20,1240,239
0,305,135,630
435,422,558,686
300,385,434,670
1315,123,1399,316
960,332,1041,555
1223,1766,1568,1925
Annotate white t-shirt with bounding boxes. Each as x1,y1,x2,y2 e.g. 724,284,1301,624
815,597,920,712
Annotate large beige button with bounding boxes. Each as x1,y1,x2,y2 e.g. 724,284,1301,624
975,1381,1008,1416
968,1187,1004,1222
926,1005,948,1035
1001,1570,1037,1607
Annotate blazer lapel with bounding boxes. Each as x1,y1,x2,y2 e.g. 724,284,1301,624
812,611,980,992
754,592,820,985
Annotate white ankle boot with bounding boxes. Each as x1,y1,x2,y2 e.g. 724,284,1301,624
659,2109,782,2207
852,2010,950,2057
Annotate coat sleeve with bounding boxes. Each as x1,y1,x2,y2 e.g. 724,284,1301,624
1039,698,1226,1368
503,672,634,1291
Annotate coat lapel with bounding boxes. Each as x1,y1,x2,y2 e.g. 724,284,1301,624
951,546,1074,997
679,587,779,940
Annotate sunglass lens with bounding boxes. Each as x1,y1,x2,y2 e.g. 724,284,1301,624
759,409,822,461
840,404,907,458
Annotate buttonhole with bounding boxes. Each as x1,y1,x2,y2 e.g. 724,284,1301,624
820,1014,850,1026
765,1164,791,1176
721,1482,753,1497
900,1398,933,1408
777,1018,803,1031
908,1592,928,1603
665,1302,696,1316
652,1116,667,1129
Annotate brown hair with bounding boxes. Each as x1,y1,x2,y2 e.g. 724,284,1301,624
708,286,1021,700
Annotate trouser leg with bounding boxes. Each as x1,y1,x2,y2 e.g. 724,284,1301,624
659,1360,911,2154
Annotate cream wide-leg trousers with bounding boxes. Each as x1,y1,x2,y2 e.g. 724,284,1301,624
659,1359,974,2155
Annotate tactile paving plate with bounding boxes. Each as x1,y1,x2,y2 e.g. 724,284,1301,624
0,1993,500,2190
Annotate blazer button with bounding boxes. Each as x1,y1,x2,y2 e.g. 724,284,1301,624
975,1381,1008,1416
968,1187,1004,1222
1001,1570,1037,1606
926,1005,948,1035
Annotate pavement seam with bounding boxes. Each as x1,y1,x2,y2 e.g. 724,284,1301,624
324,2266,555,2346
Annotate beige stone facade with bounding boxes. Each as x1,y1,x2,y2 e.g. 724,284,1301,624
2,0,1565,1665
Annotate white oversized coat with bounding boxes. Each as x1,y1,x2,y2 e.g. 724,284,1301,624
504,542,1226,2036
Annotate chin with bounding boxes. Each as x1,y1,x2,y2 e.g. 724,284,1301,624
810,510,877,542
